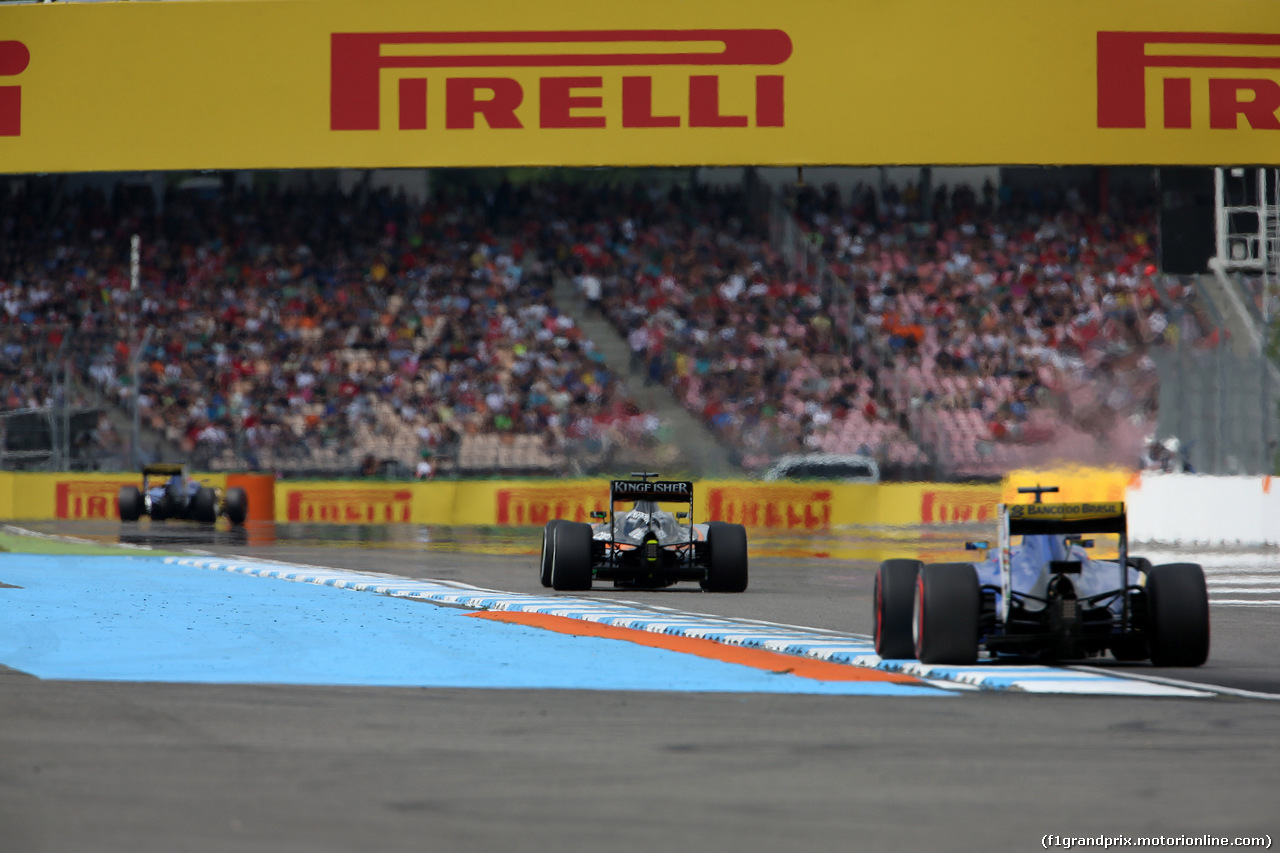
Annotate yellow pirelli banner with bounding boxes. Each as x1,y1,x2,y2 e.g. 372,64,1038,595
0,472,229,521
1,0,1278,171
273,478,1001,528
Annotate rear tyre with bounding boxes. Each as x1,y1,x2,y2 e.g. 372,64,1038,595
224,487,249,525
540,519,567,587
550,521,593,591
118,486,142,522
152,491,173,521
875,559,921,659
913,562,981,665
1147,562,1210,667
192,487,217,523
701,521,748,592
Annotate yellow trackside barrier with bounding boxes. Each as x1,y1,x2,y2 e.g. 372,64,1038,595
8,473,1137,531
0,471,229,521
275,480,425,524
271,478,1003,529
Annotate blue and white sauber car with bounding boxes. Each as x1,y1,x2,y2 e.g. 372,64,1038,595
874,485,1210,666
117,463,248,525
539,473,748,592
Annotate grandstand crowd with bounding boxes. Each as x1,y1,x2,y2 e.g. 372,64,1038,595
0,170,1217,478
0,178,652,475
565,176,1212,475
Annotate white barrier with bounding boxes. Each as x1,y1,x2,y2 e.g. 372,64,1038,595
1127,474,1279,546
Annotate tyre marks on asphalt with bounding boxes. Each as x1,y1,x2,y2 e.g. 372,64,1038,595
166,556,1213,698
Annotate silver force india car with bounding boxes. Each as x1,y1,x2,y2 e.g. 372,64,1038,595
539,473,748,592
874,485,1209,666
118,463,249,525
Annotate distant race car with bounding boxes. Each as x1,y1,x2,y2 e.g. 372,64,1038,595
118,463,249,525
874,485,1209,666
539,473,748,592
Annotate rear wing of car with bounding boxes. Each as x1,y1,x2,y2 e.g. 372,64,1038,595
1005,501,1127,536
609,480,694,505
606,479,696,547
997,501,1129,626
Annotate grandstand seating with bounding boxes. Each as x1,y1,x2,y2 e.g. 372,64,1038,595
0,179,645,475
0,173,1211,479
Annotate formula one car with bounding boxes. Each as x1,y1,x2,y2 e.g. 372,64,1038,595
118,463,249,525
874,485,1209,666
539,473,748,592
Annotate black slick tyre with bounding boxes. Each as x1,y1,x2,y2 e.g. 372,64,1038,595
550,521,593,591
702,521,748,592
118,485,143,522
1146,562,1210,667
875,559,921,659
224,487,248,525
152,491,173,521
913,562,981,665
192,486,217,523
539,519,566,588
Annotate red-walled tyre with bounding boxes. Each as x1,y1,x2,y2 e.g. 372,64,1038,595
913,563,981,665
875,559,921,659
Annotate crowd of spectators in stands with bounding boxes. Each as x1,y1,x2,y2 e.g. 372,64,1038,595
781,178,1222,474
0,170,1218,478
0,177,659,474
560,182,893,471
566,176,1216,476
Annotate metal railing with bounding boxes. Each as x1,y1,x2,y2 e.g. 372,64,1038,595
1152,340,1278,475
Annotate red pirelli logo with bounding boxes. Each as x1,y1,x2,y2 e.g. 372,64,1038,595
707,487,831,530
55,481,129,520
286,489,412,523
1098,31,1280,130
920,489,998,524
495,487,606,525
0,40,29,137
331,29,792,131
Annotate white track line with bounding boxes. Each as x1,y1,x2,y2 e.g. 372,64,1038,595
1069,665,1280,701
1203,596,1280,604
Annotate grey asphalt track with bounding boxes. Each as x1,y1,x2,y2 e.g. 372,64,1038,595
2,521,1278,852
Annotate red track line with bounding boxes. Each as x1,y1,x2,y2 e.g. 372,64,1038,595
470,610,923,685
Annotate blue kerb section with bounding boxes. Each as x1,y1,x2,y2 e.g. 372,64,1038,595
1,553,1213,696
0,554,937,695
160,557,1212,695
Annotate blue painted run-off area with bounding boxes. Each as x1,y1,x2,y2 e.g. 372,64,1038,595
0,555,937,695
